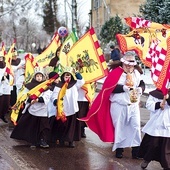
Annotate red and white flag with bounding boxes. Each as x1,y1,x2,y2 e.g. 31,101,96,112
146,39,170,95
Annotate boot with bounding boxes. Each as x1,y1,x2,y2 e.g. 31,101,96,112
59,140,65,146
141,160,150,169
132,146,139,159
0,116,8,123
115,148,123,158
81,127,86,138
40,139,49,148
68,141,75,148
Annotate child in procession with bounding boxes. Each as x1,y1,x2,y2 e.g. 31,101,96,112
10,69,59,148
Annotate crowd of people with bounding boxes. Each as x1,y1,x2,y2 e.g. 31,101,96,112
0,45,169,169
79,48,170,170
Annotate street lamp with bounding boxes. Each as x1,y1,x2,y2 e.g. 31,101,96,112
72,0,76,30
88,9,92,27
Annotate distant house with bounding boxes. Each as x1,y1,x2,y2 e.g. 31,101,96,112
91,0,146,36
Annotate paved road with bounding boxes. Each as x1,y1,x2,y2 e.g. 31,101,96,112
0,95,162,170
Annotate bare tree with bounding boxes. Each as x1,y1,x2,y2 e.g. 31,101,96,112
0,0,49,51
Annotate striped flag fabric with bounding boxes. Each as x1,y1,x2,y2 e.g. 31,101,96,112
1,42,7,56
11,73,59,125
117,17,170,95
146,39,170,95
125,17,151,29
24,53,39,84
5,40,16,75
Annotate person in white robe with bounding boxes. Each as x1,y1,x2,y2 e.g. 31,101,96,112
51,67,85,148
10,50,25,106
138,88,170,169
0,53,12,123
10,69,58,149
110,51,145,159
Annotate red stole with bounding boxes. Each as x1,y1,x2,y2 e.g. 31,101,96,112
79,67,123,142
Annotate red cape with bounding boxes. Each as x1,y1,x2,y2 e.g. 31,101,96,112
79,67,123,142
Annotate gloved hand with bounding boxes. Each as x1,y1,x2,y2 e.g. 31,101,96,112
123,85,131,92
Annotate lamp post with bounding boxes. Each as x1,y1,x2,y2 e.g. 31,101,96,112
88,9,92,28
72,0,76,30
64,0,68,28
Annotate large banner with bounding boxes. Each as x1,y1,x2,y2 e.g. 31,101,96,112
34,32,61,67
11,74,59,125
60,27,108,102
116,17,170,67
60,27,108,82
116,17,170,94
56,29,79,74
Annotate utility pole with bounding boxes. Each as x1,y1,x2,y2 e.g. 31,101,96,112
102,0,110,20
72,0,76,30
64,0,68,27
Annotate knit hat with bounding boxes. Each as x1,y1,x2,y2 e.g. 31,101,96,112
49,71,59,79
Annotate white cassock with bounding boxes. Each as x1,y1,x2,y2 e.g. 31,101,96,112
142,95,170,137
110,69,142,151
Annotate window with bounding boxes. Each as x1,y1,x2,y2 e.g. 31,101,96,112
93,0,101,9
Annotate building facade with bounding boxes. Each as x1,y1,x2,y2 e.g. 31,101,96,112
91,0,146,35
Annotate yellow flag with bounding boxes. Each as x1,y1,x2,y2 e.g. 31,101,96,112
34,32,61,67
59,27,108,102
117,17,170,67
11,75,59,125
5,41,16,85
24,53,38,84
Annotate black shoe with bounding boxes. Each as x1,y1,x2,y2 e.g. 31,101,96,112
0,116,8,123
40,139,49,148
30,144,36,150
81,132,86,138
68,142,75,148
59,140,65,146
81,127,86,138
132,146,139,159
115,148,123,158
141,160,150,169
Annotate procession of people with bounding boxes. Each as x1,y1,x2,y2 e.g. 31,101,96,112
0,31,170,170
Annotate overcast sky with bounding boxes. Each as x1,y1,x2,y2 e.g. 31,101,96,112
57,0,91,31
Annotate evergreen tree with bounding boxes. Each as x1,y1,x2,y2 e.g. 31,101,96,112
43,0,55,35
42,0,61,36
99,15,125,44
139,0,170,24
